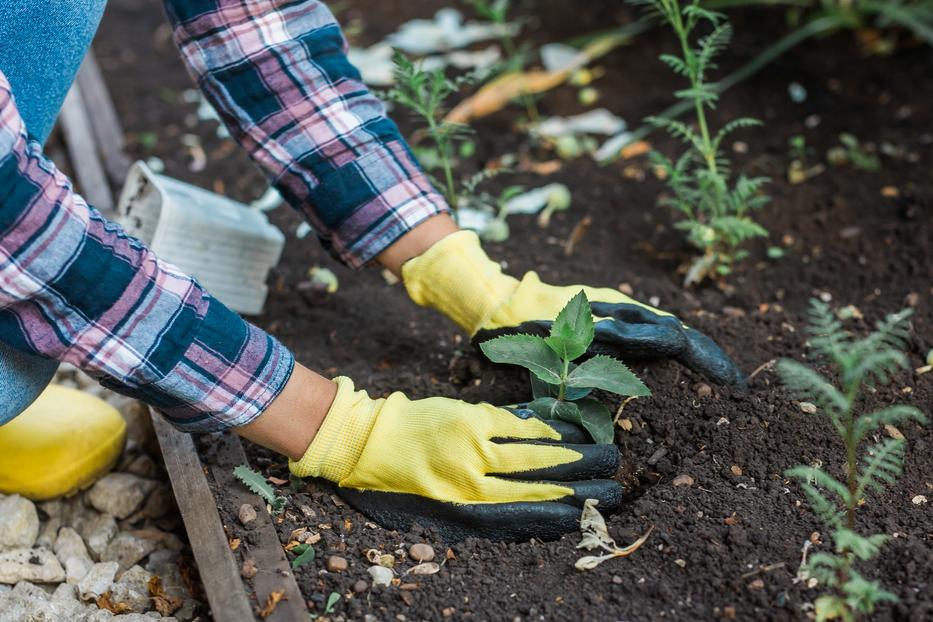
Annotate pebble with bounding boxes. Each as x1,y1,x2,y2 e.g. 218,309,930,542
238,504,257,526
0,495,39,551
109,565,155,613
353,580,368,593
612,575,623,584
672,474,695,487
81,513,119,561
748,578,765,591
695,383,712,398
368,565,393,587
326,556,348,573
241,558,258,579
799,402,817,414
101,533,159,571
408,543,435,563
0,548,65,584
77,561,119,601
54,527,94,584
87,473,158,519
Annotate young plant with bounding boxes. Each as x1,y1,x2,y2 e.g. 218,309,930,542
480,291,651,443
233,465,287,514
386,50,473,208
777,300,927,621
827,133,881,171
469,0,540,122
634,0,770,284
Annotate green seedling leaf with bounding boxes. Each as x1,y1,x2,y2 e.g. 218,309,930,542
567,355,651,397
527,397,581,425
480,334,563,385
324,592,340,614
577,398,615,444
530,371,592,401
291,543,316,569
545,290,595,360
233,465,288,514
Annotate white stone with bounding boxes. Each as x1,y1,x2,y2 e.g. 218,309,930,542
81,514,118,561
367,565,393,587
109,565,153,614
145,550,189,603
101,533,158,572
87,474,158,519
0,548,65,584
55,526,94,583
0,495,39,551
36,516,62,550
77,561,119,601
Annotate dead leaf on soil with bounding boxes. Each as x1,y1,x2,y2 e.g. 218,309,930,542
407,562,441,576
575,499,653,571
228,538,241,551
257,590,285,619
267,476,289,486
149,575,182,616
96,592,132,615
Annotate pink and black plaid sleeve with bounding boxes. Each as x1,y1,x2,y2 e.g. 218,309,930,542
164,0,450,268
0,73,294,433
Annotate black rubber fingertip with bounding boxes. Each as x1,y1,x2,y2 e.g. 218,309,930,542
496,442,620,481
681,328,747,386
562,479,625,511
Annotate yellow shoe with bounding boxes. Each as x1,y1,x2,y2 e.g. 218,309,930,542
0,385,126,500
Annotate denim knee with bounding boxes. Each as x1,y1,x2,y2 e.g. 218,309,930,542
0,341,58,425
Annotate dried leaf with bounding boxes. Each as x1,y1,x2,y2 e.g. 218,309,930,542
575,499,653,570
267,476,289,486
96,592,133,614
257,590,285,619
229,538,241,551
149,576,182,616
407,562,440,576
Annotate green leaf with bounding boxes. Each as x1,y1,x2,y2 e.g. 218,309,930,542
577,399,615,444
814,595,849,622
527,397,581,424
834,529,888,561
233,464,288,514
566,355,651,397
544,291,594,360
480,334,563,384
529,372,591,401
291,543,316,569
324,592,341,614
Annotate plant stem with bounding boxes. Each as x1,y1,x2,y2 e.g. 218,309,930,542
427,115,458,207
844,387,859,530
557,356,570,401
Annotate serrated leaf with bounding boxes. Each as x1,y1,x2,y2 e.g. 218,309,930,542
566,355,651,397
480,334,563,384
545,291,594,360
577,399,615,444
233,464,288,514
527,397,582,425
530,371,592,401
291,543,316,569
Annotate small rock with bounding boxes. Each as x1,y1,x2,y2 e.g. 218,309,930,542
748,578,765,591
611,575,623,584
695,384,712,398
237,504,257,526
101,533,158,572
0,548,65,584
241,559,257,579
55,527,94,584
35,515,62,550
124,454,159,479
141,486,175,520
674,559,686,568
353,580,368,593
904,292,919,307
912,495,928,505
799,402,817,414
326,556,348,573
618,283,634,296
672,474,695,487
82,513,119,561
368,565,393,587
722,306,746,318
442,608,455,618
87,474,158,519
109,565,154,613
78,561,119,601
730,465,743,477
723,605,737,619
408,562,440,576
0,495,39,551
408,543,435,563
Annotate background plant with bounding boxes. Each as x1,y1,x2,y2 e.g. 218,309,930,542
777,300,927,621
233,465,287,514
386,50,474,208
480,291,651,443
633,0,770,284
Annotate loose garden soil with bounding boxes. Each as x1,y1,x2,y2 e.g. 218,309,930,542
95,1,931,620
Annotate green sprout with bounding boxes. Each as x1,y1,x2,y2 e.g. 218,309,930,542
480,291,651,443
827,133,881,171
290,543,316,569
233,464,287,514
386,50,473,209
778,300,927,621
633,0,770,285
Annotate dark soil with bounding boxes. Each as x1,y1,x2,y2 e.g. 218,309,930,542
96,1,932,620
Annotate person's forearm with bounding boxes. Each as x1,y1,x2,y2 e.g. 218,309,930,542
377,213,460,276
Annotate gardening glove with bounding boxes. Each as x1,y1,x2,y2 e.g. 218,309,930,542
402,230,745,385
289,377,622,542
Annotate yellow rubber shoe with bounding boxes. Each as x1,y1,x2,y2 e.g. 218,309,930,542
0,385,126,500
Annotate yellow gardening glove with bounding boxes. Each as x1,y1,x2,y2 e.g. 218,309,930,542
403,230,744,385
290,376,622,541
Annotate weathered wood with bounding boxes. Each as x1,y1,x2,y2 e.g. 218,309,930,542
75,51,132,184
207,434,308,622
151,412,256,622
59,84,115,215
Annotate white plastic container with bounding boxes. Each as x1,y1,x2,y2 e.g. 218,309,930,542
115,161,285,316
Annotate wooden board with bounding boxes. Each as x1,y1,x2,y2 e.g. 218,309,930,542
59,83,115,215
75,50,132,185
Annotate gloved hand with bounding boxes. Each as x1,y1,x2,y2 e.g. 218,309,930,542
289,377,622,541
403,230,744,385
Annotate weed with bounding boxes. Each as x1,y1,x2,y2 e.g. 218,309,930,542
480,291,650,443
778,300,927,621
290,543,316,569
633,0,770,285
827,133,881,171
233,464,287,514
386,50,474,208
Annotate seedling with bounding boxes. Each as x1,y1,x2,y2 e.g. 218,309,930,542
470,0,540,122
290,543,316,569
635,0,770,284
787,134,825,185
778,300,927,621
386,50,474,208
827,133,881,171
480,291,650,443
233,464,287,514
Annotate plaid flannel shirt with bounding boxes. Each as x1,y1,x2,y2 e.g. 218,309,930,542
1,0,446,430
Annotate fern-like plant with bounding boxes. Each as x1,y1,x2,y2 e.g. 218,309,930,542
632,0,770,284
777,300,927,621
233,464,288,514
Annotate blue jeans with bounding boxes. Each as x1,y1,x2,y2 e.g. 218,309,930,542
0,0,108,423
